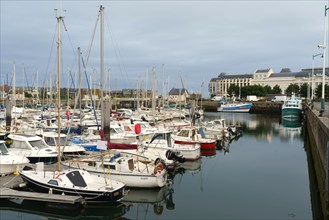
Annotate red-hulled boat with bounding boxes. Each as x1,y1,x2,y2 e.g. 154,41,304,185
173,127,216,153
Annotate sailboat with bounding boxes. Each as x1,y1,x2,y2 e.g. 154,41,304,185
19,9,126,203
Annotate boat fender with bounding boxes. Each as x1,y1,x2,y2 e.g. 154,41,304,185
12,126,18,133
55,173,63,181
154,163,164,174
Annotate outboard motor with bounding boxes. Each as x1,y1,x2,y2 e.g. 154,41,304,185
165,150,186,163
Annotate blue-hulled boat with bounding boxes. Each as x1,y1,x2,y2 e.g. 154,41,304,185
217,102,253,113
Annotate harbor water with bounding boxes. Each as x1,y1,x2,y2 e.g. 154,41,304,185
1,112,315,219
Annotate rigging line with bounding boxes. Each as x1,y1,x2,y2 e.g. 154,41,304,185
43,21,58,86
62,18,79,70
69,70,76,90
84,9,101,68
22,64,30,89
81,55,100,130
104,13,129,81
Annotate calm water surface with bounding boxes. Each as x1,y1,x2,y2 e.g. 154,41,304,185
1,112,313,219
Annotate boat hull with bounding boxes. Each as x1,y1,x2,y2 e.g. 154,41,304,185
27,156,58,164
20,170,125,203
201,148,217,157
217,103,252,113
174,140,216,152
281,108,302,119
0,162,29,175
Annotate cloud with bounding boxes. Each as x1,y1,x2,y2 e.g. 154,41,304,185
1,1,327,97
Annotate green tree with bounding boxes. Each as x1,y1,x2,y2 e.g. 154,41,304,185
315,83,329,99
285,83,300,96
299,83,308,98
227,84,239,97
271,85,282,94
24,91,32,98
264,85,272,95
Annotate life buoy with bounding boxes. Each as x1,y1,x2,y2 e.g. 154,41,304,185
154,163,164,174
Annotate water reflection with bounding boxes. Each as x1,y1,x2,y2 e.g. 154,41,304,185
0,199,128,219
1,112,314,219
279,118,303,142
122,185,175,218
204,112,304,143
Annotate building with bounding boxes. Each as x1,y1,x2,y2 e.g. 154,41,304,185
209,67,329,97
168,88,189,103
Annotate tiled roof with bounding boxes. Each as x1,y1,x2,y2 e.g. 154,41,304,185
169,88,188,95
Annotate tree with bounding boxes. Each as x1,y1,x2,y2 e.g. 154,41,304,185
24,91,32,98
285,83,300,96
227,84,239,97
315,83,329,100
264,85,272,95
271,85,282,94
299,83,308,98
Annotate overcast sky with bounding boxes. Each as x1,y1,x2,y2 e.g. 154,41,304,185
1,0,328,97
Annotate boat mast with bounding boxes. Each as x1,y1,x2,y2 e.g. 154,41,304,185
56,14,62,171
100,5,104,128
99,5,111,141
162,64,165,108
12,63,16,107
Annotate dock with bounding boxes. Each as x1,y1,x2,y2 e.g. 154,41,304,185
0,188,83,204
305,102,329,220
0,172,84,205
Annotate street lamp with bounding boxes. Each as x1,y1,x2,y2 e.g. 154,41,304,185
319,5,328,116
311,53,323,100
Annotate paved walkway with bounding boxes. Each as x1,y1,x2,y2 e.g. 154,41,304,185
310,102,329,118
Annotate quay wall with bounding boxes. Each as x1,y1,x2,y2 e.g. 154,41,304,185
305,106,329,219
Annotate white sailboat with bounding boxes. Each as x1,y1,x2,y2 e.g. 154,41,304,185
19,8,126,203
61,150,168,188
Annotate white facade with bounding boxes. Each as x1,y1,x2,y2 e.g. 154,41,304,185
209,67,329,97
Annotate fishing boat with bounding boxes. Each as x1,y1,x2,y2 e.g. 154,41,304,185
0,140,30,175
217,102,252,113
281,95,303,119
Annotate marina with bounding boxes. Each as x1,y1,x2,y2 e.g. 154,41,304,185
1,2,329,219
0,105,328,219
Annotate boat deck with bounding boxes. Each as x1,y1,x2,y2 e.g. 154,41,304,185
0,170,84,205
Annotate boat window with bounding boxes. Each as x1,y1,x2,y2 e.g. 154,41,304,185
0,142,9,155
177,130,189,137
59,137,67,146
128,159,134,171
150,133,164,143
66,170,87,187
115,127,124,133
48,179,59,186
166,133,172,148
110,128,117,134
44,137,56,146
11,141,30,149
29,140,49,149
103,164,116,170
